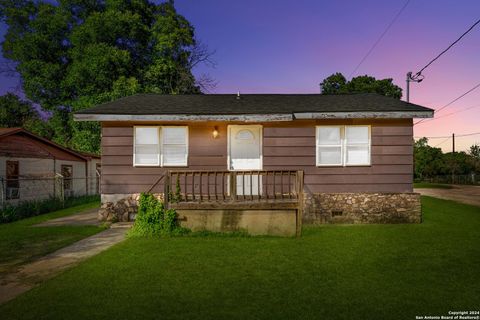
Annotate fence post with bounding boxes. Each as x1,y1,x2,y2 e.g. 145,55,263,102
55,174,65,207
96,169,101,194
0,177,5,210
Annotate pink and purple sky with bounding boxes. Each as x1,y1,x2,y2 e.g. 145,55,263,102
1,0,479,152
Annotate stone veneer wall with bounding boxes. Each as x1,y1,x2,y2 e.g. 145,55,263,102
303,193,421,224
98,192,421,225
98,193,163,222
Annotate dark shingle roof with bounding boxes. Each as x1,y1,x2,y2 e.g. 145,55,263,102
75,93,433,115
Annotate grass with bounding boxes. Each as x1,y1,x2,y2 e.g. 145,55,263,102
414,182,454,189
0,201,104,275
1,197,480,320
0,194,100,223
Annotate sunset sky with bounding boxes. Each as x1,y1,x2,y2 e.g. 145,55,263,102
1,0,479,152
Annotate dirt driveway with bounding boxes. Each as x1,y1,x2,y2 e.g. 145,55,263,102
414,185,480,207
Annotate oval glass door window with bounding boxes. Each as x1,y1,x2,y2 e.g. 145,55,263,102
235,129,255,143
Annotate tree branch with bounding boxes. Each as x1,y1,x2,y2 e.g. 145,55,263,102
195,73,217,93
189,40,216,69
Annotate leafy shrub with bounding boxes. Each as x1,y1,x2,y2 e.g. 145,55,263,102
0,195,100,224
168,175,183,203
128,193,189,237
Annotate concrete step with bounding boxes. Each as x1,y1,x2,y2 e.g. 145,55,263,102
110,222,134,229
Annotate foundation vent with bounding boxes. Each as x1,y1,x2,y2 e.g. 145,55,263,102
332,210,343,217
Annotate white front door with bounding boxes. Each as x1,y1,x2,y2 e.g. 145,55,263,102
228,125,262,196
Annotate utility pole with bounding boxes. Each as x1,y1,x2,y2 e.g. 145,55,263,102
406,72,411,102
405,72,424,102
452,133,455,153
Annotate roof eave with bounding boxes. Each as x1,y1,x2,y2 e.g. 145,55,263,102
74,110,434,122
293,111,434,119
74,113,294,122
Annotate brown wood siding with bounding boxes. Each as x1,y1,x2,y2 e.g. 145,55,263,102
101,119,413,194
0,135,52,158
0,134,85,161
263,119,413,193
101,123,229,194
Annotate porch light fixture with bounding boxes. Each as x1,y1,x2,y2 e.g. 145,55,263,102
212,126,219,139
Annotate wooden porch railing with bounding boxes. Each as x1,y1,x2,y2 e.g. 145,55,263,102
164,170,304,204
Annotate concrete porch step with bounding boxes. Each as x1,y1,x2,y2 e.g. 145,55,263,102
110,222,134,229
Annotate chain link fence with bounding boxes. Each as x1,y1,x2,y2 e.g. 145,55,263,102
420,173,479,185
0,174,100,209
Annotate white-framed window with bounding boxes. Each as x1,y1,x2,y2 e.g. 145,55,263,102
316,125,370,166
162,126,188,166
133,126,188,167
134,126,160,166
345,126,370,165
316,126,343,166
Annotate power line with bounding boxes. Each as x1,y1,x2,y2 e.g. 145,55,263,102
433,137,450,148
428,82,480,114
348,0,410,78
417,104,480,124
455,132,480,138
414,81,480,126
414,136,446,139
415,132,480,139
414,18,480,77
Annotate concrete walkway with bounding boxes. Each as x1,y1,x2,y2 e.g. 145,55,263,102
415,185,480,207
0,219,131,305
35,208,100,227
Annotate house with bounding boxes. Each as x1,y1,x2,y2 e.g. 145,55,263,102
74,93,433,236
0,128,101,205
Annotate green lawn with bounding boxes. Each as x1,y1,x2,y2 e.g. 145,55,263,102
1,197,480,320
0,201,104,275
414,182,454,189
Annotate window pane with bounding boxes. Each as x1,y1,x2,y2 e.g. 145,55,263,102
61,165,73,191
318,146,342,165
135,127,158,145
346,126,369,144
163,127,187,145
318,127,341,145
346,145,369,165
6,161,19,177
5,160,19,199
163,145,187,165
61,165,72,178
135,145,159,165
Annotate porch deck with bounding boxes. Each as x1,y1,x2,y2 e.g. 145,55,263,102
164,170,303,202
155,170,304,235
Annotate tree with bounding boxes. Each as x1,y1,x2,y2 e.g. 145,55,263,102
0,92,54,138
320,73,402,99
0,0,214,153
319,72,346,95
0,92,52,134
469,144,480,174
413,138,444,180
469,144,480,160
0,93,39,128
441,151,475,183
414,138,479,183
